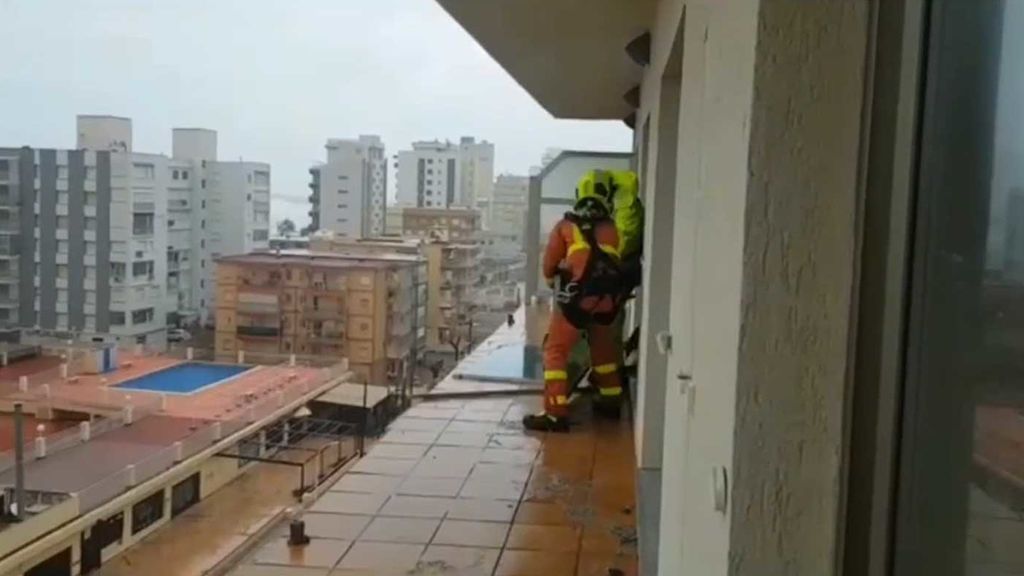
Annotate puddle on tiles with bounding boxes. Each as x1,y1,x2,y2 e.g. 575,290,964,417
453,344,543,382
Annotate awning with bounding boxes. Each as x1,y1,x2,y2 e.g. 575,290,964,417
314,383,390,409
436,0,656,119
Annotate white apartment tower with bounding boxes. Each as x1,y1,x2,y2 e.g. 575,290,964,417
309,136,387,238
0,116,270,346
395,137,494,209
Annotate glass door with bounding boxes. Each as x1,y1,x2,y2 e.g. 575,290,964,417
895,1,1024,574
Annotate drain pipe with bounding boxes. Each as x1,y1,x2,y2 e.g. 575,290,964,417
13,403,25,521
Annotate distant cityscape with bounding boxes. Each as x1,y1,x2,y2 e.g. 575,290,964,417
0,116,544,388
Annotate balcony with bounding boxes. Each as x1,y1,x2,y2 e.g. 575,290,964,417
236,325,280,338
302,305,344,320
308,330,345,343
223,305,637,575
237,300,279,315
239,277,282,291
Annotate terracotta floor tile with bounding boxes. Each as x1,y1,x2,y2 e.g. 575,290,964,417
252,538,350,568
480,448,538,465
330,473,402,494
494,550,577,576
378,495,452,518
228,566,330,576
436,431,493,448
514,502,574,526
379,430,441,445
309,492,388,516
486,434,542,452
469,462,532,484
359,516,440,544
366,443,428,460
416,545,501,576
577,553,639,576
431,519,510,548
289,513,372,541
397,477,466,498
349,457,417,476
459,478,526,501
445,421,501,433
405,405,460,419
460,399,513,411
506,524,581,553
454,409,507,423
336,542,425,572
411,459,476,479
388,417,450,432
446,498,518,523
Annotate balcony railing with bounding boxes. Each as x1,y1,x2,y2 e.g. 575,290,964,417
237,301,280,314
302,306,344,319
309,331,345,342
237,325,280,338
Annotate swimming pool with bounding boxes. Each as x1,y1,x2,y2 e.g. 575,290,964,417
115,362,252,395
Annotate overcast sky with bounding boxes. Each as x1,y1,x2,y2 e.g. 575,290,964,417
0,0,631,227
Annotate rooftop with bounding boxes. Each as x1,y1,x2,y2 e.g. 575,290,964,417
225,306,638,575
218,251,422,269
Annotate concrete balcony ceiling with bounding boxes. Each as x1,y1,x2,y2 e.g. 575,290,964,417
436,0,655,119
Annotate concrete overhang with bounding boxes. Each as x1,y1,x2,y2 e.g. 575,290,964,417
436,0,656,120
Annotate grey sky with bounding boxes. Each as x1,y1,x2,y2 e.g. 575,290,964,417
0,0,631,227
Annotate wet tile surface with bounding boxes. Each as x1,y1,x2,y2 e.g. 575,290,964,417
336,542,426,571
431,519,510,548
227,306,638,576
417,545,501,575
252,538,350,567
494,550,578,576
359,516,440,544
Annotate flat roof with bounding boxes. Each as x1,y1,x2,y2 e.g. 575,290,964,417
218,251,421,269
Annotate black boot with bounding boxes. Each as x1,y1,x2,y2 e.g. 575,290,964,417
592,398,622,420
522,412,570,433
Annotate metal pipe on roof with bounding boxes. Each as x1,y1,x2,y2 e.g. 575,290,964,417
13,402,25,521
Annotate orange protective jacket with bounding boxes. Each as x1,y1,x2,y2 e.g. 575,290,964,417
543,217,621,315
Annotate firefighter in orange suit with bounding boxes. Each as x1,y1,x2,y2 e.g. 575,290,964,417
523,171,625,432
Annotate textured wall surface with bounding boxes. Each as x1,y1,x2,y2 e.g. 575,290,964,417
731,1,869,574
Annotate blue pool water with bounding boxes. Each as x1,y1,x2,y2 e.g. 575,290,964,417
115,362,251,395
455,344,543,381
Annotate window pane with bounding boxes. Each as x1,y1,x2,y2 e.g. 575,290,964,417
895,2,1024,574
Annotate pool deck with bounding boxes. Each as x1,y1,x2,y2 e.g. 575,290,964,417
0,355,345,513
226,305,639,576
1,356,330,421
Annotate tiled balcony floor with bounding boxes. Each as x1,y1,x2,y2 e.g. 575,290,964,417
229,305,639,576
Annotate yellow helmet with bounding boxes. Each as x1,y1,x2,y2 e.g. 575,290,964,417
575,170,614,213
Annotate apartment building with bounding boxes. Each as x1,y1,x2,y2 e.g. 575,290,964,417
167,127,271,325
0,116,270,346
308,231,476,355
401,206,480,243
384,205,404,236
479,173,528,259
395,137,494,209
215,250,422,387
308,136,387,238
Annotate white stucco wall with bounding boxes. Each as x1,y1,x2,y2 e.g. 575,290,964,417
645,1,869,575
730,2,868,573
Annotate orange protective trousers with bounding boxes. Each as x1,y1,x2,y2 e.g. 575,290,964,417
542,309,623,418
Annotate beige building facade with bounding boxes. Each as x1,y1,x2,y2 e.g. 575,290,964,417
215,252,421,387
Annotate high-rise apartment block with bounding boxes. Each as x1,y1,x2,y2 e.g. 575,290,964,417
479,174,528,257
395,137,493,209
0,116,270,346
308,136,387,238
